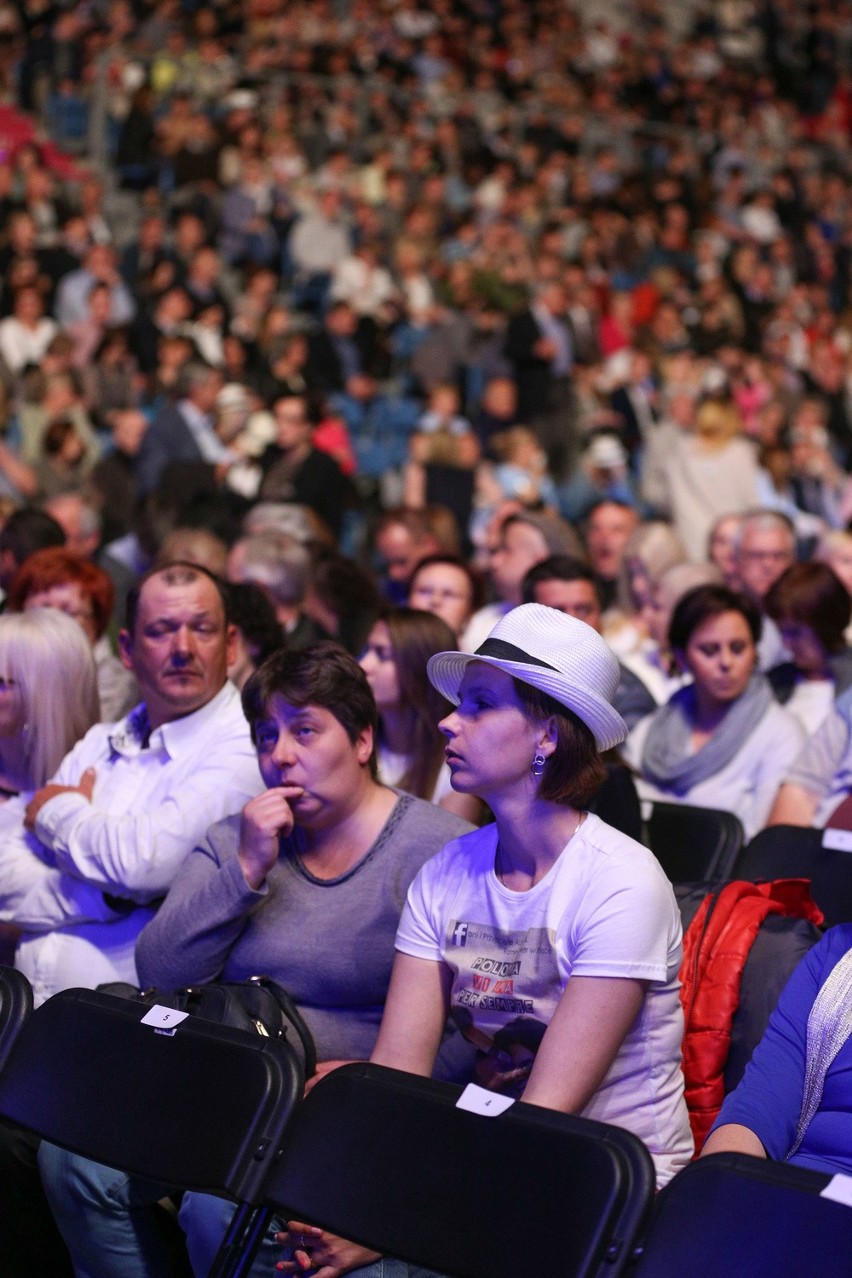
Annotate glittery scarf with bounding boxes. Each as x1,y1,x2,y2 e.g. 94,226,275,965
787,946,852,1160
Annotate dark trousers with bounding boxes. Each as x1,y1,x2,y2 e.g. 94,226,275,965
530,376,579,483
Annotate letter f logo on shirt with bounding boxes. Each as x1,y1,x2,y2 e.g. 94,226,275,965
451,922,469,947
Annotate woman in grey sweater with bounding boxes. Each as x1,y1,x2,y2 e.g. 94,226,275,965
40,642,473,1278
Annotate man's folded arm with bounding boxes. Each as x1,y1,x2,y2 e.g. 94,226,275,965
0,843,119,931
33,747,263,902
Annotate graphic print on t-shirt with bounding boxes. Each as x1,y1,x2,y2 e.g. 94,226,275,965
445,917,560,1097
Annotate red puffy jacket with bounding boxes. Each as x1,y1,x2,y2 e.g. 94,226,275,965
679,878,824,1154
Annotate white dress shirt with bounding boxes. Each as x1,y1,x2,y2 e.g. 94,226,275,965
0,681,263,1004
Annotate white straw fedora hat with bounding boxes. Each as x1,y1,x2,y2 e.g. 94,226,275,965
427,603,627,752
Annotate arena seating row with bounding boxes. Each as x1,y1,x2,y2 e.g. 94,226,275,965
592,763,852,928
0,972,849,1276
643,803,852,929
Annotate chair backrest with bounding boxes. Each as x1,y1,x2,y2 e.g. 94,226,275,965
0,986,303,1205
632,1152,852,1277
589,765,643,842
259,1062,655,1278
645,803,744,882
734,825,852,927
0,965,32,1074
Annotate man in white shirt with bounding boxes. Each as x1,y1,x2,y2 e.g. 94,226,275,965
0,561,264,1005
54,243,136,330
288,189,351,280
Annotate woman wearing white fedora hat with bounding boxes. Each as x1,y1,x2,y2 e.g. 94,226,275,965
278,604,692,1278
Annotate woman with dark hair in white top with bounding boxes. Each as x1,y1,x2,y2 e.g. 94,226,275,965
278,604,692,1278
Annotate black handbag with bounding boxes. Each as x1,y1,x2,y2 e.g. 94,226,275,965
99,975,317,1078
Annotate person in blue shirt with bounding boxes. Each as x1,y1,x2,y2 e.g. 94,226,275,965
704,924,852,1176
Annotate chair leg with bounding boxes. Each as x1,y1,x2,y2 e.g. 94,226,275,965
207,1203,273,1278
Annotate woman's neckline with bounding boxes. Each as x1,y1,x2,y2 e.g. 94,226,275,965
290,788,402,885
493,811,586,894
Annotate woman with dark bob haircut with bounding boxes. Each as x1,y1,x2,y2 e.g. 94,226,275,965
623,583,806,839
277,604,692,1278
764,561,852,734
241,640,381,777
45,642,474,1278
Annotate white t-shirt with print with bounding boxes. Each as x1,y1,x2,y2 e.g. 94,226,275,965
396,813,693,1186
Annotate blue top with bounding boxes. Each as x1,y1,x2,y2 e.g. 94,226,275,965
712,924,852,1176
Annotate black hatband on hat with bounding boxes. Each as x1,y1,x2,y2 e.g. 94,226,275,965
475,638,557,670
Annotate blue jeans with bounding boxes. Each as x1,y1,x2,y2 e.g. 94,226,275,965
181,1190,439,1277
38,1143,442,1278
38,1142,178,1278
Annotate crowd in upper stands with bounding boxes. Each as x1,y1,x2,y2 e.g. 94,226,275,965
0,0,844,571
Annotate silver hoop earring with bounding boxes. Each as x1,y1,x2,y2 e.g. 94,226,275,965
531,752,546,778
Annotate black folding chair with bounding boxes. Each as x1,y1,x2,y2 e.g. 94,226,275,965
644,803,744,882
632,1152,852,1277
242,1062,655,1278
733,824,852,926
0,986,304,1278
589,765,643,842
0,965,32,1071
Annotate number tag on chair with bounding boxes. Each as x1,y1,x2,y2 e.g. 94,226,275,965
456,1084,515,1117
823,829,852,854
821,1174,852,1208
140,1005,190,1034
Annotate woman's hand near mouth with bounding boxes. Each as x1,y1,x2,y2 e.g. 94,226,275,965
238,784,304,888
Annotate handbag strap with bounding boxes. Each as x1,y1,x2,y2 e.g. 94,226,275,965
247,976,318,1079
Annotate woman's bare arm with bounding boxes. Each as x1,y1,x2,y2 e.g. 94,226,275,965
522,975,648,1113
701,1123,767,1159
370,951,453,1074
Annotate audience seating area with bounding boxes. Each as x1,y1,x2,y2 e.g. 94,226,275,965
616,761,852,932
733,825,852,929
0,985,304,1278
259,1062,655,1278
0,977,850,1278
631,1153,852,1278
643,801,745,884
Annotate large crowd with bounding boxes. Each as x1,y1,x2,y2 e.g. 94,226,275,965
0,0,849,1275
0,0,845,563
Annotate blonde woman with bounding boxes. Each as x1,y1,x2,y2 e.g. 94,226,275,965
0,609,99,796
654,397,761,561
0,608,98,969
